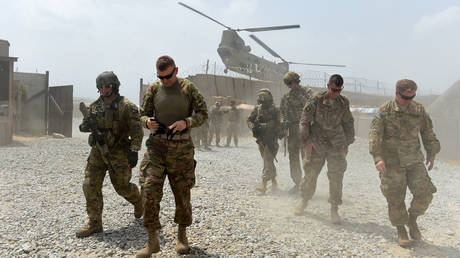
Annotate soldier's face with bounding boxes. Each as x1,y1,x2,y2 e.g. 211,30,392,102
395,90,416,106
327,83,343,99
99,84,113,97
157,66,178,87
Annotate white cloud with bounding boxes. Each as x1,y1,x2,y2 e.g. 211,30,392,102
415,6,460,34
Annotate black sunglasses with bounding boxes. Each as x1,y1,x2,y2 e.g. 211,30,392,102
157,67,176,80
398,92,416,100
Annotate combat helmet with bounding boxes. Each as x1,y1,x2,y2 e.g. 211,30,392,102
96,71,120,94
257,88,273,105
283,71,300,85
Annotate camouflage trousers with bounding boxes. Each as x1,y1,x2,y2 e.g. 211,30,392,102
226,122,239,146
287,125,305,185
300,147,347,205
209,122,221,145
83,147,141,223
257,141,279,182
380,162,436,226
139,136,196,230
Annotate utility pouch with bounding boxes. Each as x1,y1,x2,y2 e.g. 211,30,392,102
88,133,96,147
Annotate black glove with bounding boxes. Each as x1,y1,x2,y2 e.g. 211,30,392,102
127,150,138,168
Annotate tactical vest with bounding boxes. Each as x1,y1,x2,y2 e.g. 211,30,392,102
89,96,124,148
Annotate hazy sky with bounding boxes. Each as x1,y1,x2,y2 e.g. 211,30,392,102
1,0,459,104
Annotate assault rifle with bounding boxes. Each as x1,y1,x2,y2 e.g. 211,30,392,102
79,102,115,173
253,121,278,162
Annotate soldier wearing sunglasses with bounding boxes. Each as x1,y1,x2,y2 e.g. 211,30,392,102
294,74,355,225
369,79,440,246
137,56,208,256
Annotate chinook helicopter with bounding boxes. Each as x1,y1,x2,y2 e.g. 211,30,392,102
179,2,345,82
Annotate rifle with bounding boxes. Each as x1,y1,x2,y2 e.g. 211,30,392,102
79,102,116,173
253,121,278,162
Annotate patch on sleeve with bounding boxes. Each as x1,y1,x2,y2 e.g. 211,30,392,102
375,112,383,119
131,106,139,113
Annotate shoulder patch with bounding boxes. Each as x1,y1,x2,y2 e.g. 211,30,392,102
375,112,383,119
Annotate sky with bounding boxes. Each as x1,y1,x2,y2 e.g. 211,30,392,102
1,0,460,104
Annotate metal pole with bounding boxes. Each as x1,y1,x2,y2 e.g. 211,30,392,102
205,59,209,75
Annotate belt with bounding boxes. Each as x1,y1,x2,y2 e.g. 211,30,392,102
152,131,191,141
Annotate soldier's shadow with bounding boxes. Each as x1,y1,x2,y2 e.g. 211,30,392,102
304,213,460,256
94,220,217,257
304,212,395,242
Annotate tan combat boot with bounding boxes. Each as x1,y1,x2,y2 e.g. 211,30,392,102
176,225,190,254
397,226,412,246
134,198,144,219
75,220,103,238
330,205,341,224
255,180,268,194
136,228,160,258
294,200,308,216
408,213,422,240
271,179,278,192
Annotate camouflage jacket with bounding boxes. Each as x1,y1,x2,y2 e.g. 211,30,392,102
209,105,224,125
247,104,281,142
280,86,313,126
369,100,440,166
140,78,208,129
80,95,144,151
300,91,355,152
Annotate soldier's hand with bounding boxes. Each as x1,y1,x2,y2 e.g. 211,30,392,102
375,161,386,178
127,150,138,168
426,158,435,171
147,118,159,133
169,120,187,134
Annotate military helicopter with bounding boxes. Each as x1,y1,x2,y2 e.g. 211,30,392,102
179,2,345,82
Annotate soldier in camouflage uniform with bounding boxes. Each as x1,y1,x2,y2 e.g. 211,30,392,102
280,72,313,194
198,120,211,150
76,71,144,238
369,79,440,246
137,56,208,257
247,89,282,194
294,74,354,225
209,101,223,146
225,100,240,147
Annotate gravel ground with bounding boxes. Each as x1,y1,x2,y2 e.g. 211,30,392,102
1,121,459,257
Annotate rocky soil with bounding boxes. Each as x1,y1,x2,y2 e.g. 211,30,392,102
1,122,459,257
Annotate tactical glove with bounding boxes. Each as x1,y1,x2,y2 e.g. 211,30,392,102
127,150,138,168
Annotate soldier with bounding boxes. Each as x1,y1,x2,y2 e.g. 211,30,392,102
198,120,211,150
137,56,208,256
225,100,240,147
209,101,223,146
369,79,440,246
76,71,144,238
247,89,282,194
280,72,313,194
294,74,355,225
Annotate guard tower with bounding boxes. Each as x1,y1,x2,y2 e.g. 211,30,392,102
0,39,18,145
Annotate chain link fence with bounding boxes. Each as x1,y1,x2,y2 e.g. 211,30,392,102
180,61,438,96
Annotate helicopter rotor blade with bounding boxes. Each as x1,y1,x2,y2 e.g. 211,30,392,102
178,2,232,30
239,25,300,32
289,61,346,68
249,34,287,62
